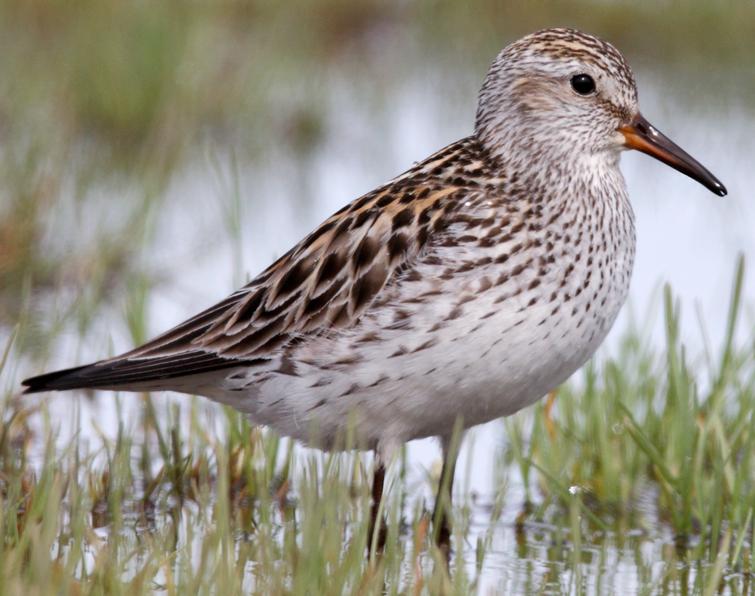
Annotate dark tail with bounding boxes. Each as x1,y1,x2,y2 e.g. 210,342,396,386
22,364,104,394
22,351,257,394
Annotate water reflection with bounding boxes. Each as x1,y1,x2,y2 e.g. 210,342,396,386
136,65,753,493
16,41,755,595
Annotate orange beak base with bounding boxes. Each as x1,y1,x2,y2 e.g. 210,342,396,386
618,114,726,197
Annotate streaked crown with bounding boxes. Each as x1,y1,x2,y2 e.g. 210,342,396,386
476,28,639,159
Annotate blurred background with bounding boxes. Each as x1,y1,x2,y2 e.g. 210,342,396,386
1,0,753,366
2,0,754,462
0,1,753,591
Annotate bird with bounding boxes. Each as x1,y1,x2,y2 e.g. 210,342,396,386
22,27,726,550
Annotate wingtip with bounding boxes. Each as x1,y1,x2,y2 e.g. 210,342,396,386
21,384,44,395
20,351,248,395
21,364,94,394
21,375,49,394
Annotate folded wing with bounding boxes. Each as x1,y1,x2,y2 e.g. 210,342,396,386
23,141,472,394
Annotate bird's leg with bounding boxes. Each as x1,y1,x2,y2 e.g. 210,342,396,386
432,427,463,559
544,389,558,439
367,457,387,555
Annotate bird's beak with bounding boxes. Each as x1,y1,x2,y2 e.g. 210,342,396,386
618,113,727,197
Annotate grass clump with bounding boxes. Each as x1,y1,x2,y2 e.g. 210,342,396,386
0,259,752,593
508,256,754,593
0,2,753,593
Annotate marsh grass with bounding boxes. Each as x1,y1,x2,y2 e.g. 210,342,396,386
0,260,752,594
504,257,754,594
2,1,755,593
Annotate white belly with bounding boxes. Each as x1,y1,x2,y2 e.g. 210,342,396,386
218,238,633,452
209,184,636,454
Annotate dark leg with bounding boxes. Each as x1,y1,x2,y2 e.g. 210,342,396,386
432,435,461,557
367,458,387,554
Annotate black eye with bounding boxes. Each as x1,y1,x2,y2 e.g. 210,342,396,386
570,74,596,95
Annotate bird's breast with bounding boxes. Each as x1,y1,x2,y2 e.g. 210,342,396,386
241,181,636,446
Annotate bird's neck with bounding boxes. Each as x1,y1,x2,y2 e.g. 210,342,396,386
477,131,626,210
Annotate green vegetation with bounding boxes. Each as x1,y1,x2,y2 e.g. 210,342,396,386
1,260,752,594
506,258,754,594
1,1,753,593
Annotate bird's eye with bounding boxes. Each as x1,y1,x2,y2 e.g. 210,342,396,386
570,74,596,95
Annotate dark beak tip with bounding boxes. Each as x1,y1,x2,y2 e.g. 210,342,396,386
708,178,727,197
622,115,728,199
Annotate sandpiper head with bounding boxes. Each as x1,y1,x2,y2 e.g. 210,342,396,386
476,28,726,196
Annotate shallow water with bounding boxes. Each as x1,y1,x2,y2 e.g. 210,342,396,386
128,66,754,489
17,60,755,594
